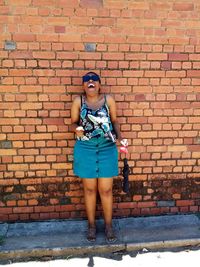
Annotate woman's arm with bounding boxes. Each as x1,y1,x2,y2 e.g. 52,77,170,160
106,95,122,141
70,96,84,138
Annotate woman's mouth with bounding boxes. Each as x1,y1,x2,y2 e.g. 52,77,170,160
88,83,95,88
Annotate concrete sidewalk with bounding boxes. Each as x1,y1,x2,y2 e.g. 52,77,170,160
0,214,200,261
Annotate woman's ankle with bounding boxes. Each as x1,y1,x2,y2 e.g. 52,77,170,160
105,223,113,230
88,223,96,229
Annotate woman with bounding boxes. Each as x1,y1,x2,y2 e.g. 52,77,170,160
71,71,125,242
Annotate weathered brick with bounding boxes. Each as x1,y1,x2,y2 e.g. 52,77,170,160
57,0,79,8
173,3,194,11
176,200,195,207
80,0,103,8
13,34,36,42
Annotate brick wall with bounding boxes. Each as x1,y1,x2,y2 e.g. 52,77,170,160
0,0,200,222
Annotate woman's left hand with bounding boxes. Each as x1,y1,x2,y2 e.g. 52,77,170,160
120,138,128,147
119,138,128,154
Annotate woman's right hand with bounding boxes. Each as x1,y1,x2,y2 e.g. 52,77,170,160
75,126,84,138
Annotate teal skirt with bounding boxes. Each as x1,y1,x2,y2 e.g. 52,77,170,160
73,137,118,178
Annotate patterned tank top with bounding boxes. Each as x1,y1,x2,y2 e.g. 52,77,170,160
78,95,116,142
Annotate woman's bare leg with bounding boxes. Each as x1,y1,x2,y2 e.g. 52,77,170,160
98,178,113,226
98,178,116,241
82,178,97,227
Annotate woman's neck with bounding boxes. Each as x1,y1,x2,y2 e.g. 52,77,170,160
85,94,102,103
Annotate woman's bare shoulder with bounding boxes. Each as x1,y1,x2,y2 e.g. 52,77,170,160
72,95,82,106
105,94,116,105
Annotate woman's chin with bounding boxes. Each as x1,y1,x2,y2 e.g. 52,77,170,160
85,89,99,95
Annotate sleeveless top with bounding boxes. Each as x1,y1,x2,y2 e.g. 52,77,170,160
78,95,116,142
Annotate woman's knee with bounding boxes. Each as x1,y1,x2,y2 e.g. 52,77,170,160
82,179,97,195
84,186,97,195
99,187,113,197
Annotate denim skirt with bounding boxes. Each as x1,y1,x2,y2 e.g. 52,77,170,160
73,137,118,178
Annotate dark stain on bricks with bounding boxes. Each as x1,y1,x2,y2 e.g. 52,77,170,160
128,181,146,196
58,182,70,192
57,169,67,176
4,41,16,51
0,141,12,149
13,185,26,193
3,194,20,202
38,197,49,206
60,196,71,205
85,43,96,52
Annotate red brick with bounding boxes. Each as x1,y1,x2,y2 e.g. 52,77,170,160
137,202,156,208
36,34,58,42
13,34,36,42
33,51,55,59
94,18,115,26
8,0,31,5
168,53,189,61
0,207,13,214
187,70,200,77
9,51,33,59
187,145,200,152
70,16,92,25
0,118,19,125
0,102,19,109
129,1,149,9
21,103,42,110
176,200,194,207
145,71,165,77
46,17,69,26
57,0,79,7
55,26,65,33
173,3,194,11
161,61,171,70
30,133,52,140
80,0,103,8
10,69,32,76
103,52,124,60
148,53,167,60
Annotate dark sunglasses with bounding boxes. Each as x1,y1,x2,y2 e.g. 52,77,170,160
82,74,100,83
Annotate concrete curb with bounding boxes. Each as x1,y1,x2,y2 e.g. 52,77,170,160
0,244,125,261
126,238,200,251
1,214,200,261
1,239,200,261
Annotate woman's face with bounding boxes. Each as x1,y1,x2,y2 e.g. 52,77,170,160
82,73,101,96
